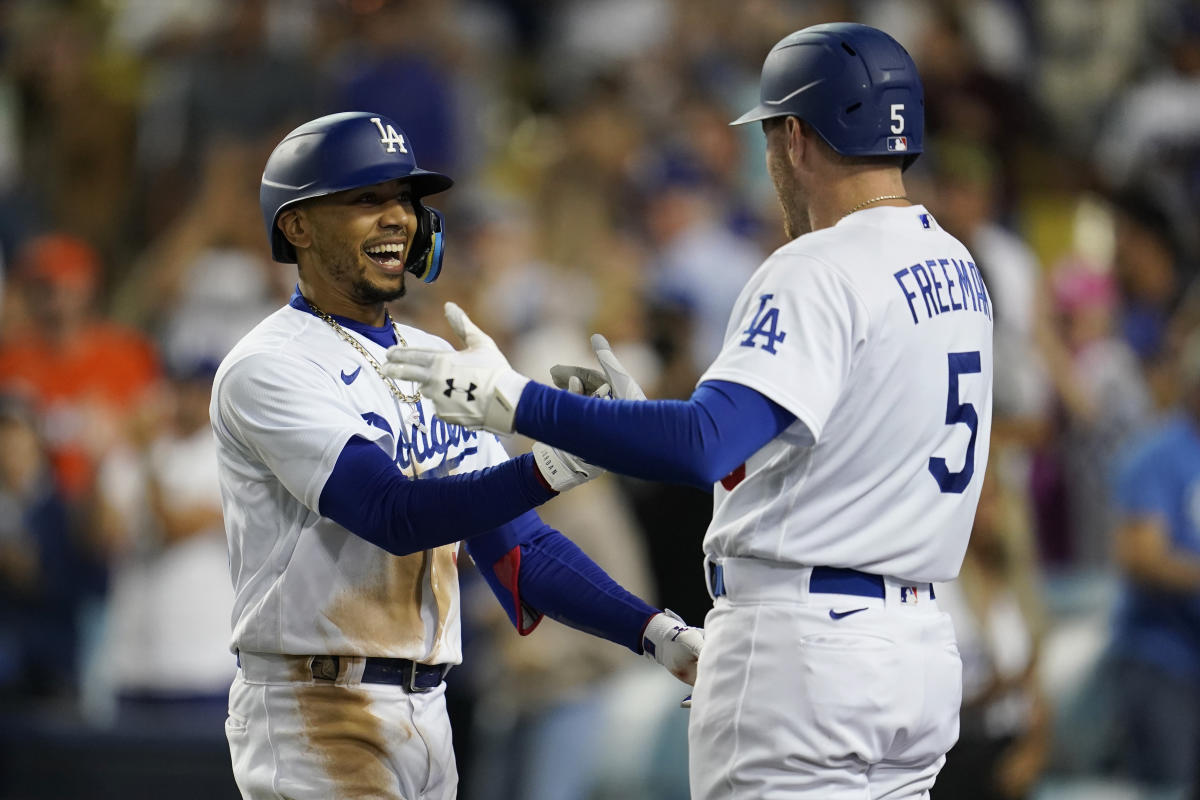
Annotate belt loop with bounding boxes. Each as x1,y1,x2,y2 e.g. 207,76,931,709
338,656,366,686
703,555,719,600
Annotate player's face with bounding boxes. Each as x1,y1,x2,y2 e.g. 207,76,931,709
303,178,420,305
764,118,809,240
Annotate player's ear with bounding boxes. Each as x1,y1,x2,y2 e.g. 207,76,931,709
785,116,806,168
278,208,312,253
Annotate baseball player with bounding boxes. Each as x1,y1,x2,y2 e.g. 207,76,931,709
386,23,994,799
212,111,702,800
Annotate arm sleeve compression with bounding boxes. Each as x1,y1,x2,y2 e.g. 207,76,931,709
319,438,556,556
514,379,796,489
467,513,659,653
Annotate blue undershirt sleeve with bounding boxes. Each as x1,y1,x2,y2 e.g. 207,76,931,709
319,438,556,556
465,511,547,635
514,379,796,489
468,515,659,653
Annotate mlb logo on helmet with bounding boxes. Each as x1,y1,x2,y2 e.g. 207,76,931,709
887,136,908,152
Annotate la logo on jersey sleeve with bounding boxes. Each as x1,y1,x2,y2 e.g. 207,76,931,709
740,294,788,354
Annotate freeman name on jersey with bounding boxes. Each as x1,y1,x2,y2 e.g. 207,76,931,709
893,257,991,325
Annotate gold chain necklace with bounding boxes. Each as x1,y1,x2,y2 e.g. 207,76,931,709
306,299,422,405
843,194,909,219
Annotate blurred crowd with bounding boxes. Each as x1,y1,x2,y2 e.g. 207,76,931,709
1,0,1200,798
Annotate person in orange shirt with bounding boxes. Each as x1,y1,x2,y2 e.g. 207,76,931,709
0,235,160,498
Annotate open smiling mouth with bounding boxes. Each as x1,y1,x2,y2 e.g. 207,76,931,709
364,242,407,270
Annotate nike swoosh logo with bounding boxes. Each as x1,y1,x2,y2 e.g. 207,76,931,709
829,607,868,620
765,78,826,105
341,366,363,385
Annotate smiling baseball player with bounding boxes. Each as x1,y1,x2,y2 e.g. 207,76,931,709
385,23,994,799
212,111,701,800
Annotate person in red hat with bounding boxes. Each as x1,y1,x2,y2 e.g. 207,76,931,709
0,234,161,498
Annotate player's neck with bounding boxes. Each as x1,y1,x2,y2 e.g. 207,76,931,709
808,170,909,232
297,278,388,327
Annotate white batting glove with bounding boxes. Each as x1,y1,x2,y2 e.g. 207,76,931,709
549,334,648,401
642,609,704,687
384,302,529,433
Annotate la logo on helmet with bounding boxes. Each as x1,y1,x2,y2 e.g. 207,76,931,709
369,117,408,154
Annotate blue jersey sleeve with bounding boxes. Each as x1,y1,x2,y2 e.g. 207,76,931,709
513,379,796,489
319,437,556,555
467,514,659,653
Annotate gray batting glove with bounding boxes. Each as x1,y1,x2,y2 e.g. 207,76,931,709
549,334,648,401
530,440,605,492
642,609,704,687
529,372,607,493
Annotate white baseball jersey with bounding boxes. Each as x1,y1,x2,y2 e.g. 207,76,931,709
698,204,993,582
210,303,510,664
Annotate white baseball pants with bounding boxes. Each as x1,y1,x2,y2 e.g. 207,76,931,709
226,652,456,800
689,558,962,799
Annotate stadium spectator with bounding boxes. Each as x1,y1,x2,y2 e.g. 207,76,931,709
1048,260,1153,567
1107,329,1200,797
935,466,1052,800
0,400,83,703
92,358,233,723
0,235,160,500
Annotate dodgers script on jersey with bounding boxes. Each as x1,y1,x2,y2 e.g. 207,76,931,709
699,204,993,582
211,305,508,664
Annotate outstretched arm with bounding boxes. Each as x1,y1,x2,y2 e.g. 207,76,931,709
466,511,704,685
384,303,796,488
515,379,795,488
319,439,556,555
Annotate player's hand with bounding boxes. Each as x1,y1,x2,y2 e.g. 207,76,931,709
549,334,648,401
530,441,605,492
383,302,529,433
642,609,704,686
529,373,607,492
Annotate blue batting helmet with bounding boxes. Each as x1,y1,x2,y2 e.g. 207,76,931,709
731,23,923,167
260,111,452,281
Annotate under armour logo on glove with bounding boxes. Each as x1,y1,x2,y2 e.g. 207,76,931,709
443,379,477,401
642,609,704,687
382,302,530,433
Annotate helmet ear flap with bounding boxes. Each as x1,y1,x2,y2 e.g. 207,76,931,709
404,202,445,283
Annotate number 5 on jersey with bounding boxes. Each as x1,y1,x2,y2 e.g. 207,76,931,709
929,351,981,494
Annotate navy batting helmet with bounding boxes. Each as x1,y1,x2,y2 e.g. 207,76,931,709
731,23,923,167
260,111,453,281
